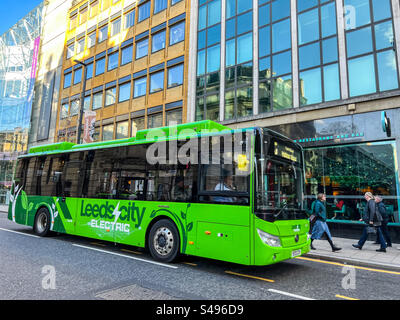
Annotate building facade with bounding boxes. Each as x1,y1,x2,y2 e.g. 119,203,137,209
56,0,190,144
189,0,400,228
29,0,74,149
0,4,44,204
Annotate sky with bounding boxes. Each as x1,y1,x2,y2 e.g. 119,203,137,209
0,0,43,36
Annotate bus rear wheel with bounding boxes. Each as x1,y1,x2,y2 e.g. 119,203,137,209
148,219,180,263
34,207,51,237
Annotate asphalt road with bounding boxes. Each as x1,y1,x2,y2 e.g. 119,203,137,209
1,211,400,303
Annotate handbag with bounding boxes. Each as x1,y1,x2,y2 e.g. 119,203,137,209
309,214,317,224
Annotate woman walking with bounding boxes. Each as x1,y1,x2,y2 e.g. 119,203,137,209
310,193,342,252
352,192,387,252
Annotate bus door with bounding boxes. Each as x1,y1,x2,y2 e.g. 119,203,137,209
192,161,252,265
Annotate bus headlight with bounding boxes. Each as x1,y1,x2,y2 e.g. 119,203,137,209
257,229,281,247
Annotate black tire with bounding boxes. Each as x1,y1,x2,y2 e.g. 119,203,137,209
33,207,52,237
148,219,180,263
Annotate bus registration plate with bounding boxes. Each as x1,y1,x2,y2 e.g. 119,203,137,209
291,249,301,258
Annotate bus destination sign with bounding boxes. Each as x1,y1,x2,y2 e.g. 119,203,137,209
274,141,299,163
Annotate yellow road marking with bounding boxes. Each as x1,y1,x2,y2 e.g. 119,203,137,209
121,248,142,255
182,262,198,266
225,271,275,283
336,294,360,301
296,256,400,276
90,242,106,247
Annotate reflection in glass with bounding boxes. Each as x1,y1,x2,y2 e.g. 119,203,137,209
304,142,399,223
377,50,399,92
273,75,292,110
346,26,373,58
322,37,338,64
259,81,271,113
323,63,340,102
374,21,394,51
272,18,291,53
102,124,114,141
299,42,320,70
344,0,371,30
273,50,291,76
298,8,319,45
206,94,219,121
348,54,376,97
300,68,322,106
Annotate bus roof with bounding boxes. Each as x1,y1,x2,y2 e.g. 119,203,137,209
25,120,253,157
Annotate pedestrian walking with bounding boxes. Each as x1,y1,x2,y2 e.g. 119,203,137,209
310,193,342,252
373,196,392,247
352,192,387,252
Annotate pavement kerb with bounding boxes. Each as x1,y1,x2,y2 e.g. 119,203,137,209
304,252,400,273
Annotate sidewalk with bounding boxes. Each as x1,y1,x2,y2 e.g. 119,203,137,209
306,237,400,271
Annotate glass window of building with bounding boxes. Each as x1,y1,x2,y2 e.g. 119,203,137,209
258,0,293,113
116,121,129,139
132,117,145,134
60,102,69,119
73,68,82,85
108,51,119,71
170,22,185,46
76,38,85,54
86,63,94,80
171,0,183,5
67,43,74,59
119,81,131,102
111,18,121,37
150,71,164,93
70,99,80,116
136,38,149,59
138,1,151,22
121,44,133,65
105,87,116,106
168,64,184,88
304,141,399,224
88,32,96,48
102,124,114,141
154,0,167,14
93,91,103,109
166,108,182,125
134,77,147,97
148,112,163,128
98,25,108,43
124,10,135,29
95,57,106,76
64,72,72,88
298,0,340,106
152,30,166,53
84,95,91,111
345,0,399,97
197,0,222,121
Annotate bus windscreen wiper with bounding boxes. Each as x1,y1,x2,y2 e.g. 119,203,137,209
274,203,288,219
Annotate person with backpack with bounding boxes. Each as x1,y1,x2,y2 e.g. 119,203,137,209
310,193,342,252
352,192,387,252
374,196,392,247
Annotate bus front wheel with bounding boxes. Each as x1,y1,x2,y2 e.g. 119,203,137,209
33,207,51,237
148,219,180,263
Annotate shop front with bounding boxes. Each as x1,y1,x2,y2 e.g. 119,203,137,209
269,108,400,233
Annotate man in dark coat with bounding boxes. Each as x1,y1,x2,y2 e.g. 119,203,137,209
374,196,392,247
352,192,386,252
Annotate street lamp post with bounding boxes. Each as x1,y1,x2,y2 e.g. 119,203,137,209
74,59,88,144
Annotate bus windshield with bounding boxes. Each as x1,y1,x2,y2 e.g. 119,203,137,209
256,131,306,221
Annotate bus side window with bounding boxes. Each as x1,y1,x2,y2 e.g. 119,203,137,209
14,158,29,190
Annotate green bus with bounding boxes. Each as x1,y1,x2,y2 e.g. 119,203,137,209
8,120,310,265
